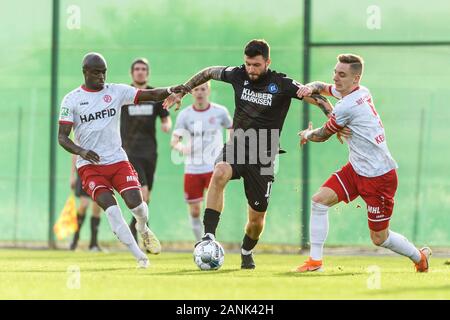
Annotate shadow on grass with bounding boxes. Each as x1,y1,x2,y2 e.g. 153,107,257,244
144,268,242,276
275,271,366,277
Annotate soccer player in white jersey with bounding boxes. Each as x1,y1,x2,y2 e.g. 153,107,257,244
58,52,185,268
171,82,232,241
295,54,431,273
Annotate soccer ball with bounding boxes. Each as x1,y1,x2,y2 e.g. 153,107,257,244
193,240,225,271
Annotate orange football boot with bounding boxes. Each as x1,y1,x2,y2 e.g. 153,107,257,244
415,247,432,273
293,257,323,273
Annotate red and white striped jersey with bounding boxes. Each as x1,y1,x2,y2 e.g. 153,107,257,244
325,85,398,177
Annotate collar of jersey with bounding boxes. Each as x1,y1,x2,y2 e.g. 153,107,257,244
80,84,104,92
192,103,211,112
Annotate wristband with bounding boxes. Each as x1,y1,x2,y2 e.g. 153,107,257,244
167,87,172,94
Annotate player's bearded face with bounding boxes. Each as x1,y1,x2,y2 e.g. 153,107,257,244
244,55,270,81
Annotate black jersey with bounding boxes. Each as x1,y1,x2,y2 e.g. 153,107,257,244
220,65,302,156
120,85,169,159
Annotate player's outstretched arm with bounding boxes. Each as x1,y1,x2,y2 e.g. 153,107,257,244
297,81,333,97
58,124,100,164
303,94,334,118
182,66,226,91
162,66,226,110
298,122,334,145
136,85,188,104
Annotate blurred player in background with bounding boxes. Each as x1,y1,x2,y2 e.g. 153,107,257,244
164,39,338,269
69,154,103,251
58,52,186,267
296,53,431,273
121,58,172,245
171,82,232,241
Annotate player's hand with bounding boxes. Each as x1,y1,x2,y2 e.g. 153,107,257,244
336,126,352,144
161,122,171,133
70,176,76,190
296,85,313,98
298,121,313,147
79,149,100,164
163,93,184,110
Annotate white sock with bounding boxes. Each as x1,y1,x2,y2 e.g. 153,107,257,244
105,205,146,261
309,201,329,261
131,202,149,233
241,248,252,255
380,230,421,263
190,216,203,242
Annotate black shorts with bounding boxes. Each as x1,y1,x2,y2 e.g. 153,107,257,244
216,144,275,212
128,156,157,190
75,174,89,198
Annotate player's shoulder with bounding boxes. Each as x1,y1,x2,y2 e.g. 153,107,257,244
177,105,193,117
105,83,134,92
210,102,229,113
344,85,372,104
61,86,84,105
223,65,245,76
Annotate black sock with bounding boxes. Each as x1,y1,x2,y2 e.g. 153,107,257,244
75,213,86,237
71,213,85,249
203,208,221,236
129,217,138,241
242,234,258,253
89,216,100,248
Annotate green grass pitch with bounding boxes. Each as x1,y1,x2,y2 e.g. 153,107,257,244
0,250,449,299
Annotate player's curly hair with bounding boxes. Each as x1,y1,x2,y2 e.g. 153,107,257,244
337,54,364,75
244,39,270,60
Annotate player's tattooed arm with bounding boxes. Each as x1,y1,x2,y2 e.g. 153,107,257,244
162,66,226,110
298,122,334,145
303,94,333,118
58,124,100,164
297,81,333,97
182,66,226,92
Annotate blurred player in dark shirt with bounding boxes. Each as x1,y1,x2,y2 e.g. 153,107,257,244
121,58,172,242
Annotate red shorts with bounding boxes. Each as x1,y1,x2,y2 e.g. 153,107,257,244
184,172,213,203
77,161,141,201
322,162,398,232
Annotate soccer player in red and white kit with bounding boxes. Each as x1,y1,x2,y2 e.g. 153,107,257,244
171,82,232,241
295,54,431,273
58,53,185,268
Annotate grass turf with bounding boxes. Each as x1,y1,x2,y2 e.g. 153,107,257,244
0,249,448,299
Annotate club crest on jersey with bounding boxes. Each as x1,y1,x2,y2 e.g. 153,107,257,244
209,117,216,124
268,83,278,94
103,95,112,103
89,181,96,190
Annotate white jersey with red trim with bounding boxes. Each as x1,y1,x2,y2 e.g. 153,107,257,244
325,85,398,177
173,103,232,174
59,83,139,168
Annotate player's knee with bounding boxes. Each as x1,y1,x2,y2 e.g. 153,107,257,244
212,163,231,185
190,206,201,218
312,193,332,206
370,232,387,246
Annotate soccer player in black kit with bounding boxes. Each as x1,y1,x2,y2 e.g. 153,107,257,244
121,58,172,244
164,39,338,269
